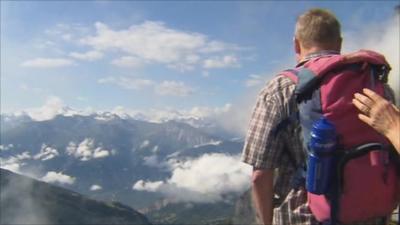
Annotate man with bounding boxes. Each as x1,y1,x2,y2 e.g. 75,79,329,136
241,8,392,225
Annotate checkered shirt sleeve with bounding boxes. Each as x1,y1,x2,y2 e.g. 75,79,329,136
241,75,296,169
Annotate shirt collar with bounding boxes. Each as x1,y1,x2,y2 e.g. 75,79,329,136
296,50,340,67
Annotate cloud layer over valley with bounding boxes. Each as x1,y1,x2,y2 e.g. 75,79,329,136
133,153,251,203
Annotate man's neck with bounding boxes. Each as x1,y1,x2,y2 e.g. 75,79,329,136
298,47,340,62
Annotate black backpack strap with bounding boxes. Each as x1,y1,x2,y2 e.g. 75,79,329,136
275,69,307,189
274,110,307,190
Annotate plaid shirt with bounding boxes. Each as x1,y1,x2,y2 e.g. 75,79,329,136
241,54,392,225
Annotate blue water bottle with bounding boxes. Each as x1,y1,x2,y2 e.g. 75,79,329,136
306,117,337,195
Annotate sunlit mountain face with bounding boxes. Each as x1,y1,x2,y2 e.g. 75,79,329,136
0,112,249,224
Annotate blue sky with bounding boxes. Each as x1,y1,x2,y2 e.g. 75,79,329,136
1,1,399,120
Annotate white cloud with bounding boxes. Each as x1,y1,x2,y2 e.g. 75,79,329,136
19,83,44,93
33,144,59,161
200,41,238,53
69,50,103,61
77,96,88,102
140,140,150,149
82,21,205,63
93,148,110,158
104,104,233,128
143,155,163,168
0,152,32,174
0,144,14,152
0,163,21,174
21,58,74,68
133,153,251,203
16,152,32,161
245,74,265,87
90,184,103,191
80,21,241,71
62,34,73,41
45,23,90,42
155,81,194,97
98,77,155,90
1,168,51,224
343,14,399,104
187,103,232,119
111,56,144,68
42,171,75,185
110,106,136,119
98,77,194,97
194,140,222,148
0,151,36,177
203,55,240,69
152,146,159,153
26,96,66,121
202,71,210,77
0,153,31,175
133,180,163,192
66,138,112,161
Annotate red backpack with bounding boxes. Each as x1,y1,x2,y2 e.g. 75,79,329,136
280,50,399,224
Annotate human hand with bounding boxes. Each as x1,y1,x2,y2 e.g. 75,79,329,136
352,88,400,151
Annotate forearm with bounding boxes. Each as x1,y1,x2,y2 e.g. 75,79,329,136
387,128,400,153
252,169,274,225
385,105,400,153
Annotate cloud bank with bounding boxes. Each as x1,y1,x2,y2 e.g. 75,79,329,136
26,96,68,121
155,81,194,97
33,144,59,161
80,21,242,71
133,153,251,203
98,77,195,97
66,138,113,161
0,144,14,152
41,171,76,185
0,152,32,174
21,58,75,68
343,13,399,104
69,50,103,61
98,77,155,90
203,55,240,69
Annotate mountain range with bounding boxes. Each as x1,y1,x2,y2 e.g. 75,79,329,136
0,112,247,224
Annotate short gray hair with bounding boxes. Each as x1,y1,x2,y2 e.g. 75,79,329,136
295,8,341,49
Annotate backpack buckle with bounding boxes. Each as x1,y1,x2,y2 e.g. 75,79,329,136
372,65,389,83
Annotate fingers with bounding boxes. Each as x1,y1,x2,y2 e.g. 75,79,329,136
358,113,373,126
391,103,400,113
352,98,371,115
354,92,374,108
362,88,385,102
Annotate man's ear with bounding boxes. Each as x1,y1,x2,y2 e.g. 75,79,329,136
294,37,301,62
337,37,342,52
294,37,301,55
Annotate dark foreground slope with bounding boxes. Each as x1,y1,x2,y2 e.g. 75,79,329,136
0,169,151,225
